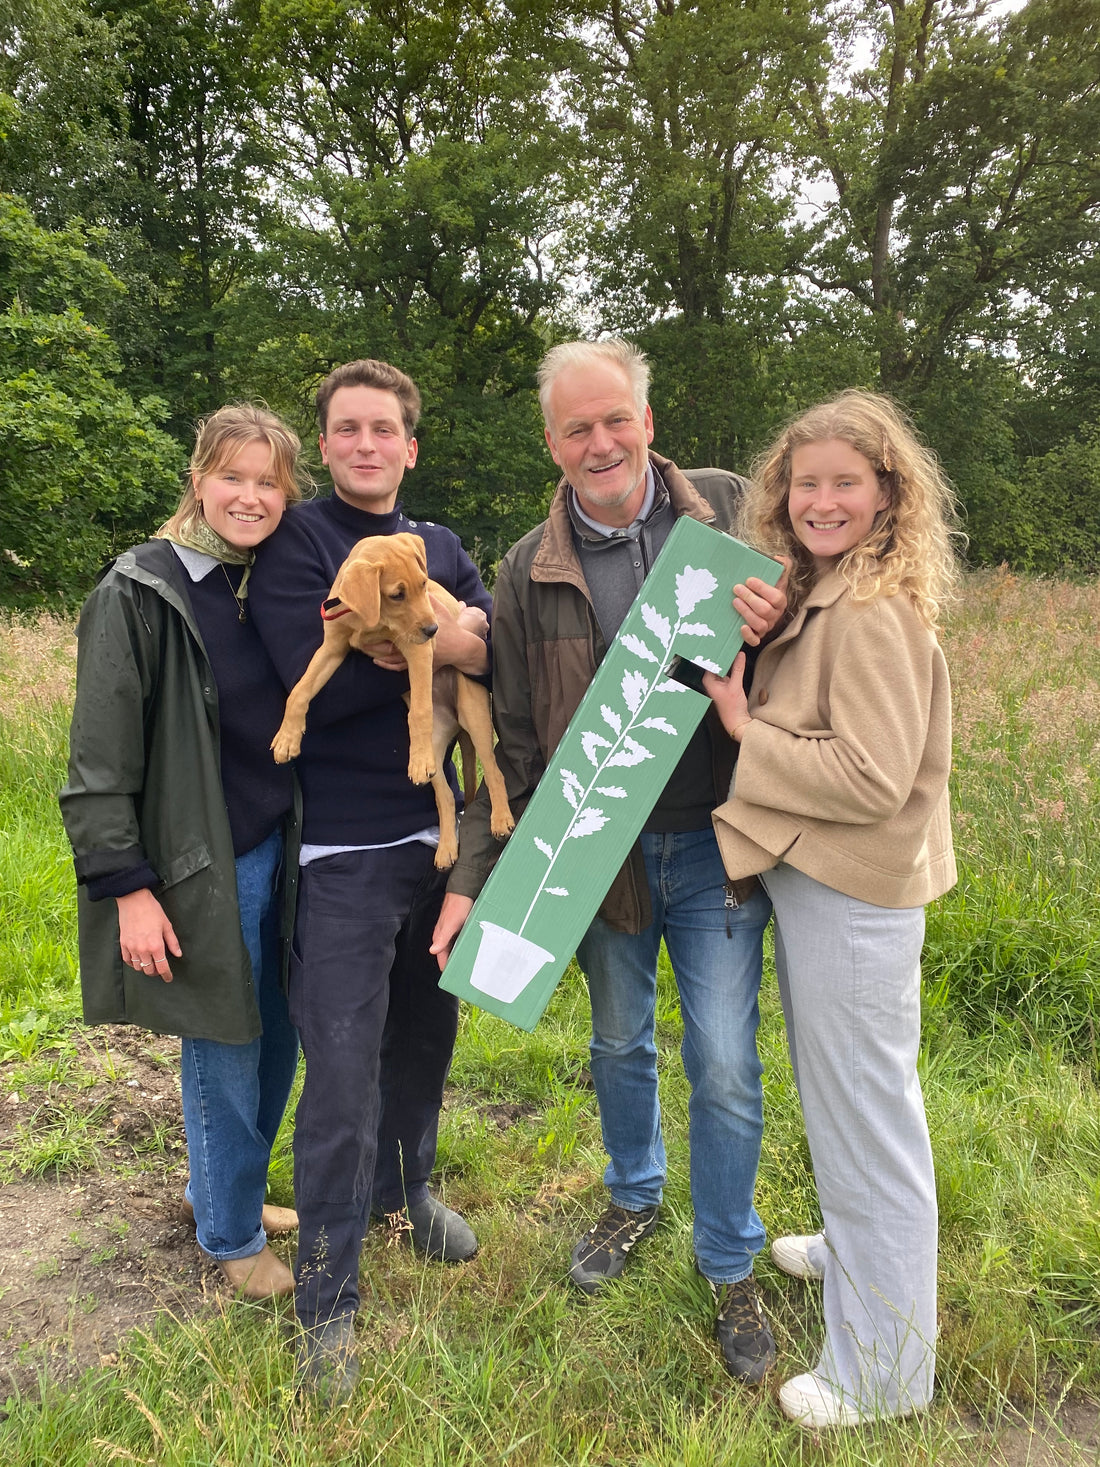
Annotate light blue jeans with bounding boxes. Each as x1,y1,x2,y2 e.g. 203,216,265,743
576,828,771,1283
181,829,299,1261
763,862,937,1415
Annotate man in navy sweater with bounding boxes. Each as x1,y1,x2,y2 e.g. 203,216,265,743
249,360,492,1397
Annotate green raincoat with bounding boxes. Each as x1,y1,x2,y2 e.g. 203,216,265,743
59,538,299,1043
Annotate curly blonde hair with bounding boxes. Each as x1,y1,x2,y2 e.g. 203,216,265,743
742,390,962,629
158,403,310,541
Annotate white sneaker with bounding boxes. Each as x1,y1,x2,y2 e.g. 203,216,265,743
771,1232,826,1281
779,1372,922,1429
779,1373,864,1429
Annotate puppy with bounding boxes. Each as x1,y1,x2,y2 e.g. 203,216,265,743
271,532,513,869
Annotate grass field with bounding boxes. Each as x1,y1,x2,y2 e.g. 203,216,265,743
0,571,1097,1465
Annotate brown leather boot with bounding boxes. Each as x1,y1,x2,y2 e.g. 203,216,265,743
213,1244,295,1299
179,1193,299,1236
258,1202,299,1235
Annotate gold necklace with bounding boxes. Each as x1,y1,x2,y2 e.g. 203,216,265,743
222,563,247,623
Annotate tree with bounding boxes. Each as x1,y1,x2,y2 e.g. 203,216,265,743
0,0,133,230
575,0,828,331
638,309,877,476
573,0,1100,556
0,194,182,606
788,0,1100,392
554,1,851,475
1012,426,1100,572
1012,245,1100,459
4,0,1098,577
230,0,584,564
81,0,276,425
3,0,277,428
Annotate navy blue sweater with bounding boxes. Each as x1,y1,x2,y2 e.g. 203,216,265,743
248,495,493,846
186,562,294,857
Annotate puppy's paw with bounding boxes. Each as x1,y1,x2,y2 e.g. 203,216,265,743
408,757,437,785
433,837,458,870
490,810,515,839
270,727,301,764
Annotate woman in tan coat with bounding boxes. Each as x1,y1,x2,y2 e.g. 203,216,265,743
703,391,959,1429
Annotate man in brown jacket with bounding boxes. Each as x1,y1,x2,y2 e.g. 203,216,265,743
433,339,786,1383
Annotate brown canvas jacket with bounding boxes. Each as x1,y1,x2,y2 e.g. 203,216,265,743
448,452,749,932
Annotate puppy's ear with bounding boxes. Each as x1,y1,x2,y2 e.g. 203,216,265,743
403,533,427,572
335,558,382,629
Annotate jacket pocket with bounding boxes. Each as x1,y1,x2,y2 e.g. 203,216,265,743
156,843,214,890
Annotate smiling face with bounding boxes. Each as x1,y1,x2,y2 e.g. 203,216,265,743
544,360,654,527
320,384,418,512
194,438,287,549
787,438,889,573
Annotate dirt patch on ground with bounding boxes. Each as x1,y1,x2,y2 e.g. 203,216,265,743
0,1025,280,1398
964,1397,1100,1465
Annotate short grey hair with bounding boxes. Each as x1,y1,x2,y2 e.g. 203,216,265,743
537,338,651,430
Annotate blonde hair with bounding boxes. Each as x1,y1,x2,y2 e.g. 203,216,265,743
158,404,308,540
537,338,650,429
743,390,962,629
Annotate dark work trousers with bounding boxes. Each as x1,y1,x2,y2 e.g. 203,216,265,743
288,843,458,1328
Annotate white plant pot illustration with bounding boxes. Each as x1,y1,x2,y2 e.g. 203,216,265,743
468,921,556,1005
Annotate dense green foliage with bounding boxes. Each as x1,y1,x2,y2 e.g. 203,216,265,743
1,0,1098,600
0,196,183,605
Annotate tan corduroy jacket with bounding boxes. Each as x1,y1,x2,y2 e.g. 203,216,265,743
711,569,957,909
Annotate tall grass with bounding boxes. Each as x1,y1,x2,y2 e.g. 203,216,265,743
927,571,1100,1058
1,578,1099,1465
0,617,79,1033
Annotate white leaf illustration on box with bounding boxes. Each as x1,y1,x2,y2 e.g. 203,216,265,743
439,517,782,1030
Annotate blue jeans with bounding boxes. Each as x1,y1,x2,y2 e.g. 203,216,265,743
181,829,299,1261
575,828,770,1283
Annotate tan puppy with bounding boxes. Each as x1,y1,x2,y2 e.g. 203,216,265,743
271,532,513,868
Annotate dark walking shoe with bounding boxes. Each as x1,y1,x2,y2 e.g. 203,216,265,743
709,1274,776,1383
568,1203,659,1294
379,1195,478,1262
297,1314,359,1403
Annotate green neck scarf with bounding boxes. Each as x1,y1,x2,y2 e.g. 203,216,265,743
158,516,254,601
